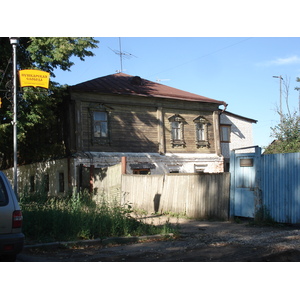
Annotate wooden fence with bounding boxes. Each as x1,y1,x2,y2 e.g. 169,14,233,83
121,173,230,219
93,164,230,219
93,164,122,201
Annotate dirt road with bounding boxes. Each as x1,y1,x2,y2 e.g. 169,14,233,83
18,215,300,262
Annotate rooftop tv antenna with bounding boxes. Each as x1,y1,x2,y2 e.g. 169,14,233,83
156,78,170,83
109,38,137,73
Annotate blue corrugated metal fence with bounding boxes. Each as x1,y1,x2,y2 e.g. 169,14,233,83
262,152,300,223
230,148,300,223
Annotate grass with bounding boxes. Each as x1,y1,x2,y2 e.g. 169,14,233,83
20,190,177,244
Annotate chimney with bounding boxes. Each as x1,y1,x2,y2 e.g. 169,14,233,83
121,156,127,174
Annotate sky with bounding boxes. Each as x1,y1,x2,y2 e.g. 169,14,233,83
53,37,300,148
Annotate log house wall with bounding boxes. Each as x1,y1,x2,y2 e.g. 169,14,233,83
67,92,221,156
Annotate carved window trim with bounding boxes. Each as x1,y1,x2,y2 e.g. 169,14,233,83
168,114,186,148
89,104,111,145
194,116,210,148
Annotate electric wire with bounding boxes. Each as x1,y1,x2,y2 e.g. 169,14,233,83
148,37,253,78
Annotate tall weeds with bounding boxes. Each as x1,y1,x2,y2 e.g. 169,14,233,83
20,190,175,243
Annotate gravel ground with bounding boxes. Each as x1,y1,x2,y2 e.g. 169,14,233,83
17,215,300,262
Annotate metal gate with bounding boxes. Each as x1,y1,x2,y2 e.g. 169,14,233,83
230,146,261,218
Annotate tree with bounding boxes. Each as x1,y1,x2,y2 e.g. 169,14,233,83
264,76,300,154
264,112,300,154
0,37,99,168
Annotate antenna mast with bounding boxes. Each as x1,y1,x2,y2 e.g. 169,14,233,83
109,38,137,73
119,38,123,73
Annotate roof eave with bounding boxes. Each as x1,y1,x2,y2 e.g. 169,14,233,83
70,88,227,106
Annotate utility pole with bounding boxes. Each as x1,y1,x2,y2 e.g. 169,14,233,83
273,75,283,123
10,37,19,197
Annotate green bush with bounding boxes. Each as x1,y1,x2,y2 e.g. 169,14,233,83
20,190,176,243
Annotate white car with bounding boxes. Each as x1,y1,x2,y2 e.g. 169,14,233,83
0,171,25,261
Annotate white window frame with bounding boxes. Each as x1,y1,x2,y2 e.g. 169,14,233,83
168,114,186,148
194,116,209,148
93,111,108,138
90,109,110,145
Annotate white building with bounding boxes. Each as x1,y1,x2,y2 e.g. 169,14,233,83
220,110,257,171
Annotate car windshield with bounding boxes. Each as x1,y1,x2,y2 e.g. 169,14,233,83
0,176,9,206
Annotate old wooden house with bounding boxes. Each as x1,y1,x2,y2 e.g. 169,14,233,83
65,72,228,175
3,72,257,196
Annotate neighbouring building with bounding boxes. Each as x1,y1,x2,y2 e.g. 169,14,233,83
219,110,257,171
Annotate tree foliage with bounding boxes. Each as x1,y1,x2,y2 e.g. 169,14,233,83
264,76,300,154
0,37,99,168
264,113,300,154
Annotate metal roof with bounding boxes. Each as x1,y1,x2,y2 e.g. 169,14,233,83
70,72,227,106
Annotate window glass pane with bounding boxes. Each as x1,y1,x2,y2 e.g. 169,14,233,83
59,172,64,193
221,126,230,142
94,124,101,137
0,177,8,206
94,112,107,121
101,122,108,137
133,169,150,175
44,174,49,192
197,123,205,140
93,111,108,138
30,175,35,192
172,121,181,140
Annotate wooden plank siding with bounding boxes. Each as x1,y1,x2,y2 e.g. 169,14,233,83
68,92,221,155
163,110,216,154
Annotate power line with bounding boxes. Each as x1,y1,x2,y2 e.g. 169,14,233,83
148,37,253,78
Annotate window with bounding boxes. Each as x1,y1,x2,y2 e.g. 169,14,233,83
220,125,231,142
133,169,150,175
196,123,205,141
194,164,208,173
43,174,49,192
0,176,8,206
30,175,35,192
168,114,186,147
171,121,181,140
93,111,108,138
58,172,64,193
167,165,181,173
194,116,209,148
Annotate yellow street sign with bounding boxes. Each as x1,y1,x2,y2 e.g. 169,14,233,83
19,69,50,89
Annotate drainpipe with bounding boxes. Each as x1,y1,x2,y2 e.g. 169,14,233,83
220,103,228,114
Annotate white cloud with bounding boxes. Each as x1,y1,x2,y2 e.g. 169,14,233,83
258,55,300,67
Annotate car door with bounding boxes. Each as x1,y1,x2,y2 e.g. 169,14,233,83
0,174,15,234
